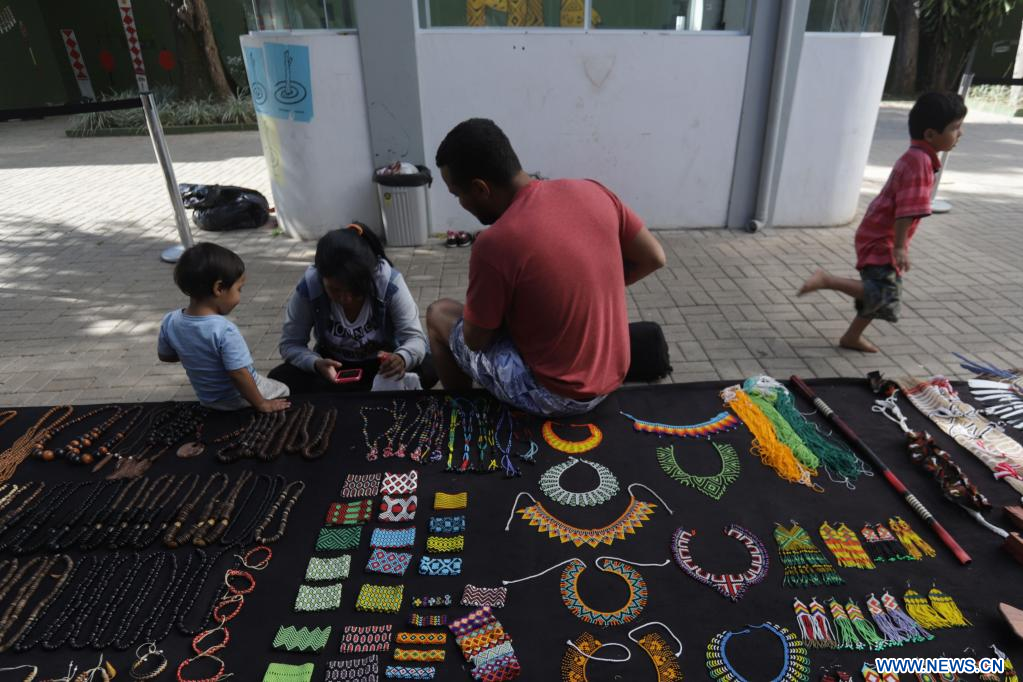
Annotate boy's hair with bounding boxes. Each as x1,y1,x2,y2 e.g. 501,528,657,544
314,223,389,300
173,242,245,299
909,92,967,139
435,118,522,188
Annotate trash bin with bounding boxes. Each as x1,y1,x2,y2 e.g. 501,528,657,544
373,165,432,247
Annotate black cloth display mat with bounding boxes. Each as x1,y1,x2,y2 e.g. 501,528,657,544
0,379,1020,681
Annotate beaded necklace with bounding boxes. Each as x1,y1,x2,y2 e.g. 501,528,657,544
505,483,671,547
0,554,74,653
620,410,740,439
220,474,277,546
706,622,810,682
493,404,520,477
0,410,15,429
302,407,337,459
542,421,603,454
656,442,740,501
671,525,769,601
539,457,619,506
561,622,684,682
0,405,73,483
253,480,305,543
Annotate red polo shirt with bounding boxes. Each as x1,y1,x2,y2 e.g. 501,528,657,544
463,179,643,399
855,141,941,272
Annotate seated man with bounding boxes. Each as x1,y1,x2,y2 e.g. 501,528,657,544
427,118,666,416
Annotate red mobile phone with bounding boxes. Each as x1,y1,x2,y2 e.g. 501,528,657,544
334,368,363,384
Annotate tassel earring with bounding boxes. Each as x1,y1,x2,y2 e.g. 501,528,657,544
927,586,971,627
882,590,933,642
827,599,864,650
809,598,837,649
845,599,887,650
889,517,936,559
904,586,951,630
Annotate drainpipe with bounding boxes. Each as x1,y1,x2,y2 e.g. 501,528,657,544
748,0,808,232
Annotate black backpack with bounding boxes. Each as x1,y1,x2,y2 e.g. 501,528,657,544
626,321,672,382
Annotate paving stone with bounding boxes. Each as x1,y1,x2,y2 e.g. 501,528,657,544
0,105,1020,403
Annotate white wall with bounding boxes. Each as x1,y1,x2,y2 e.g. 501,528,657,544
241,33,376,240
416,31,750,230
773,33,894,227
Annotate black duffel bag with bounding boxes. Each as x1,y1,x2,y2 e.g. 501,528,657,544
625,321,672,382
178,183,271,231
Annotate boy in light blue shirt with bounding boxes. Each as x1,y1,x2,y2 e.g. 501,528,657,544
158,242,290,412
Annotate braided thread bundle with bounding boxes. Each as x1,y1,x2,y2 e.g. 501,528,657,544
721,386,814,487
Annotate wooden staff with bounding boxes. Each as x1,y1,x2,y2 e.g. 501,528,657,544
790,375,972,566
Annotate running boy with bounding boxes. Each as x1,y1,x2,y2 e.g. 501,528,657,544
798,91,966,352
158,242,291,411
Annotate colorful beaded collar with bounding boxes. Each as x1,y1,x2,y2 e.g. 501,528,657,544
620,410,740,438
706,622,810,682
561,622,683,682
505,484,672,548
671,524,769,602
539,456,620,507
542,422,603,454
657,442,740,501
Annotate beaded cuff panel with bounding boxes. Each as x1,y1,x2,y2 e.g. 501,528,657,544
326,499,374,525
396,632,448,645
324,655,378,682
411,593,454,608
384,666,436,680
305,555,352,582
294,581,343,611
461,585,508,609
433,492,467,510
339,624,393,653
317,525,363,551
370,526,416,549
426,535,464,553
394,648,445,662
379,495,417,522
263,662,315,682
428,515,466,534
419,556,462,576
272,625,331,652
408,613,448,627
381,471,419,495
341,473,382,498
356,583,404,613
366,548,413,576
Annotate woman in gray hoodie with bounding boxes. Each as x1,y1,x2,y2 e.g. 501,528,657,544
268,223,436,392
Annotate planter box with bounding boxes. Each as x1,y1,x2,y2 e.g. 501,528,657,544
66,122,258,137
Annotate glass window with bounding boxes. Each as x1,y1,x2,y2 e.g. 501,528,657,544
592,0,748,30
249,0,356,31
806,0,889,32
419,0,748,30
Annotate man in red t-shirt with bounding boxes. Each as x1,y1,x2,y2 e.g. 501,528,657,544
798,92,966,352
426,119,666,416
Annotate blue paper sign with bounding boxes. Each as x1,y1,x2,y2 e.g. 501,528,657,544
263,43,313,123
242,46,270,116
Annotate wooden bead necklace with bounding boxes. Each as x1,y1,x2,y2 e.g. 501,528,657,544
0,410,16,430
165,473,229,549
0,554,74,652
36,406,123,465
0,405,73,483
195,472,252,547
302,407,337,459
253,480,305,544
220,474,277,546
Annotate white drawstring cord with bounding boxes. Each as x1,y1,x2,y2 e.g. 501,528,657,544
565,639,632,663
628,621,684,657
595,555,670,569
502,558,580,586
628,483,673,515
503,491,539,531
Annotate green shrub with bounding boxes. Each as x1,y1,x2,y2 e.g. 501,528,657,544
68,88,256,133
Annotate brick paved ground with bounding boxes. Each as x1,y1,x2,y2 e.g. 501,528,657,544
0,104,1020,406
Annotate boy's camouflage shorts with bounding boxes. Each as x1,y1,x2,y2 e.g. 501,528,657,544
855,265,901,323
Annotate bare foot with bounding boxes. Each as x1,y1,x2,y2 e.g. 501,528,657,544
839,335,879,353
797,269,828,296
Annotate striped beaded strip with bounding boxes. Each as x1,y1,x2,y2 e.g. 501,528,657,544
394,648,445,662
396,632,447,645
433,492,467,510
426,535,464,553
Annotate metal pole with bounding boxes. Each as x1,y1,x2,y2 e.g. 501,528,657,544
583,0,591,30
140,91,194,263
931,48,976,214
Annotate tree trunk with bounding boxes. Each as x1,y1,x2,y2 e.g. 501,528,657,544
890,0,920,95
192,0,233,99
